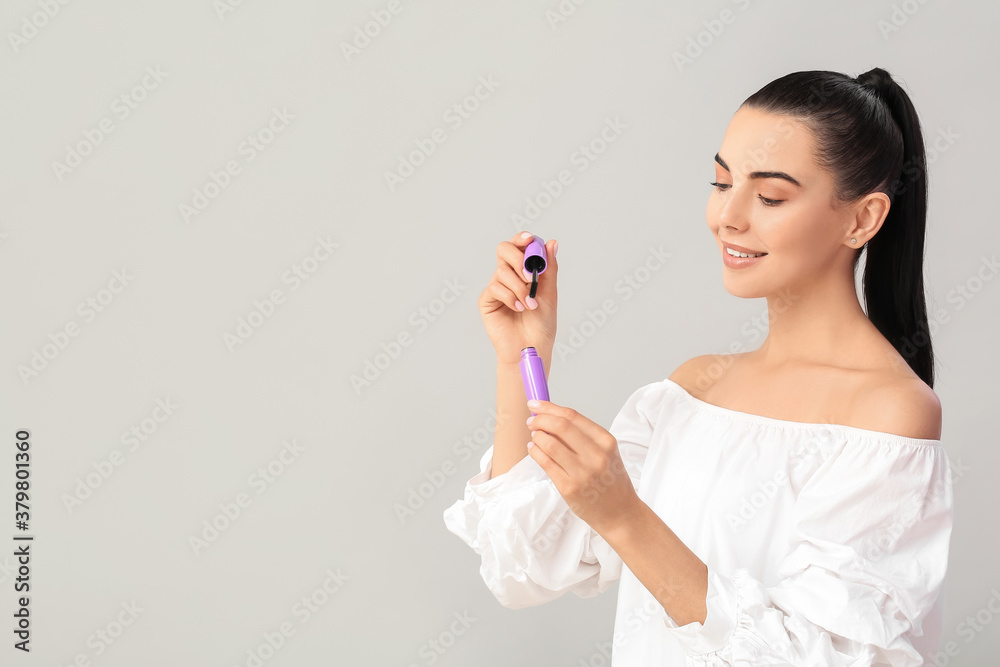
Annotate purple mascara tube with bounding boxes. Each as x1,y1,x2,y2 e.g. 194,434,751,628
522,236,547,299
520,347,549,416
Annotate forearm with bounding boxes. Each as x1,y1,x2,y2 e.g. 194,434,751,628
601,499,708,626
490,354,551,478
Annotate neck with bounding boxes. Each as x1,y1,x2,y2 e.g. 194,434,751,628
752,261,879,368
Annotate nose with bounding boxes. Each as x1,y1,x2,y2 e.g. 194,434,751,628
716,189,748,232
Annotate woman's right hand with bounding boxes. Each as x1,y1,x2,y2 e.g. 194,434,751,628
478,231,558,365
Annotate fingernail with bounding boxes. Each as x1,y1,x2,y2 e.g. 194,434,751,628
527,399,540,408
520,232,532,239
530,430,537,437
523,268,533,281
525,297,537,310
515,301,525,311
553,240,558,257
526,441,534,449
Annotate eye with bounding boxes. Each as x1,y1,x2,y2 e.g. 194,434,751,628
711,182,785,207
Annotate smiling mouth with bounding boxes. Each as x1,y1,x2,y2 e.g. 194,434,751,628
725,247,768,258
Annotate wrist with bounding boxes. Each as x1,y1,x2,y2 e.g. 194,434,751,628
597,494,649,548
498,351,553,370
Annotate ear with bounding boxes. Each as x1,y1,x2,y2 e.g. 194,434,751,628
847,192,891,246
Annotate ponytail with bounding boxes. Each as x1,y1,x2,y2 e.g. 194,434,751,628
855,68,934,388
742,68,935,387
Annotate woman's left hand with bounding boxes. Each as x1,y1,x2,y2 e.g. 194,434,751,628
525,398,642,537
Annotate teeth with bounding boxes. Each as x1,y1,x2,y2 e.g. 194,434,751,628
726,247,766,258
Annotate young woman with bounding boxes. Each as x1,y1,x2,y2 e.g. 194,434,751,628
444,68,952,666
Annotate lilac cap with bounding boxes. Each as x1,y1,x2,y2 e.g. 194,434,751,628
523,236,547,277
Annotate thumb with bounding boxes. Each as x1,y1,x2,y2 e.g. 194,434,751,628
534,238,557,299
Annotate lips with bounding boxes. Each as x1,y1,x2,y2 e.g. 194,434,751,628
722,241,767,255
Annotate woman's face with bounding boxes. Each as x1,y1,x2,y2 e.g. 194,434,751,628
706,106,856,299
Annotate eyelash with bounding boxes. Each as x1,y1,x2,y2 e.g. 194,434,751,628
709,182,783,207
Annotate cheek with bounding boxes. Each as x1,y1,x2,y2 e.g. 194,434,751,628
762,211,826,270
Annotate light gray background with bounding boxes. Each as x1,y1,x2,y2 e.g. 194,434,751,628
1,0,997,665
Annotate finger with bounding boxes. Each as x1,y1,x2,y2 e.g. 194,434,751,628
528,412,591,457
531,428,589,475
543,238,558,279
510,230,535,246
531,237,558,301
528,400,613,450
497,232,537,274
527,435,570,484
494,263,535,310
482,279,526,313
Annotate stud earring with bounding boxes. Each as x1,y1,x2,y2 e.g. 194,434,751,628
851,238,857,244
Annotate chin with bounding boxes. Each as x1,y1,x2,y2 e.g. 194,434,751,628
721,273,770,299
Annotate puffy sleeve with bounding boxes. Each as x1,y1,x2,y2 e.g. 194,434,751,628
442,379,666,609
661,436,954,666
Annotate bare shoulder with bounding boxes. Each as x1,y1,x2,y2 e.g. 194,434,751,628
668,353,744,392
850,376,942,440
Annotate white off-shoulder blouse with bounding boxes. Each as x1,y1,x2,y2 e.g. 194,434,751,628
443,377,953,666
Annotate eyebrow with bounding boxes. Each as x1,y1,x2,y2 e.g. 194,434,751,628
715,153,802,187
